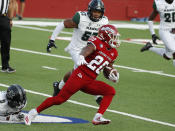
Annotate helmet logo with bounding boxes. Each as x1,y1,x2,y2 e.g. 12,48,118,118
101,27,115,34
7,90,16,99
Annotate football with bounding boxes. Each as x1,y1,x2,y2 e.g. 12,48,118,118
103,67,117,79
103,67,119,83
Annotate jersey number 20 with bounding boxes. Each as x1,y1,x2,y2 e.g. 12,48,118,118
87,55,109,74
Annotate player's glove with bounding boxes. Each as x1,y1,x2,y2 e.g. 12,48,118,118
47,39,57,53
16,113,24,120
152,34,160,45
76,55,87,66
109,69,119,83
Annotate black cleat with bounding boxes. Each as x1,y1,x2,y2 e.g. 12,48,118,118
96,96,103,105
140,42,153,52
53,81,60,96
1,67,16,73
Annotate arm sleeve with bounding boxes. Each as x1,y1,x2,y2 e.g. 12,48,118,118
153,1,157,10
50,22,65,41
72,12,80,25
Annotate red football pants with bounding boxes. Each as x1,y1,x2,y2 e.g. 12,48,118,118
37,68,116,115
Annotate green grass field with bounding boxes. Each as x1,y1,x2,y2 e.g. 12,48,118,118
0,19,175,131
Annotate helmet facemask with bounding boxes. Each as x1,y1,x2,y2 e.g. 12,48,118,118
98,25,120,48
87,0,105,22
108,32,120,48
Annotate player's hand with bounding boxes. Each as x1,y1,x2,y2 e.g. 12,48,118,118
109,69,119,83
152,34,160,45
76,55,87,66
47,40,57,53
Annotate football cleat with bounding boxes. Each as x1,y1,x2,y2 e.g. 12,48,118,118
96,96,103,105
24,109,38,126
92,114,111,125
1,67,16,73
140,42,153,52
53,81,60,96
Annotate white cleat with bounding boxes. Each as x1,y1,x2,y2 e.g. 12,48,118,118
92,113,111,125
24,109,38,126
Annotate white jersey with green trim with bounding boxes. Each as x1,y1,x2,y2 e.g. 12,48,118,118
155,0,175,30
0,91,20,116
65,11,109,52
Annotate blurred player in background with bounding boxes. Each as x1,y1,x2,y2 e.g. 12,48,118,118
25,24,120,126
46,0,109,105
0,84,27,122
141,0,175,67
15,0,25,20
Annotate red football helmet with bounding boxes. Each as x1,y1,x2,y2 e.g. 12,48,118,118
98,24,120,48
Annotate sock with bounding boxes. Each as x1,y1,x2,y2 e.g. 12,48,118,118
97,95,114,115
59,80,65,90
149,47,165,56
36,97,57,113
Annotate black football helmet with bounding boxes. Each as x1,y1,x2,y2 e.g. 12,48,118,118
6,84,27,109
87,0,105,22
165,0,173,4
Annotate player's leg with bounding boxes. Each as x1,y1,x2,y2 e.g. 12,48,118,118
81,80,116,125
52,47,79,96
25,69,84,125
19,0,25,19
14,0,19,17
52,70,72,96
173,53,175,67
141,30,173,60
159,30,175,60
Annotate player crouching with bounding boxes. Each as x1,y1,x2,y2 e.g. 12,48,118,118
24,24,120,126
0,84,27,122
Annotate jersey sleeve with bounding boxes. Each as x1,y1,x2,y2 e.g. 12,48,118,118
153,1,157,10
103,16,109,24
87,36,98,50
72,12,80,25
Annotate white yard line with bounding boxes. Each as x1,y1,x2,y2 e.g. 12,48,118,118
0,83,174,128
11,47,175,78
42,66,57,70
13,21,159,30
14,25,72,35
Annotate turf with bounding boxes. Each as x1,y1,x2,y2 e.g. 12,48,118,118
0,19,175,131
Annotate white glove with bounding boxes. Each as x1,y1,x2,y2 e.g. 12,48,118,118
109,69,119,83
9,113,24,121
76,55,87,66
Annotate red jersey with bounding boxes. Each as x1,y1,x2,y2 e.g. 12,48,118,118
79,36,118,79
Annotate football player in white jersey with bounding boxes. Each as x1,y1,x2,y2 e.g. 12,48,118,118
46,0,109,104
0,84,27,122
141,0,175,67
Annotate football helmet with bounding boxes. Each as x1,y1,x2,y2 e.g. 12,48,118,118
98,24,120,48
6,84,27,109
165,0,173,4
87,0,105,22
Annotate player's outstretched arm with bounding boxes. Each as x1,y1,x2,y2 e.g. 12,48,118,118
148,8,160,44
46,19,78,53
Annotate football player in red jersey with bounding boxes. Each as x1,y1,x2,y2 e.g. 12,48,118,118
24,25,120,126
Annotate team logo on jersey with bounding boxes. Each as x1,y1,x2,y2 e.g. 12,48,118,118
111,53,114,56
0,111,89,124
77,73,83,78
